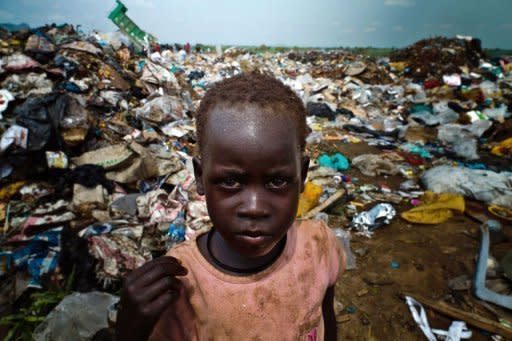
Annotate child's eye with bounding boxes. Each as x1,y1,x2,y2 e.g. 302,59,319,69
219,178,241,189
267,177,289,189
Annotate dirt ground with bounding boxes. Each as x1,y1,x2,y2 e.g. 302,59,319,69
319,142,512,340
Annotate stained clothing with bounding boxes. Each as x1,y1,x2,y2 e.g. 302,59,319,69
150,219,344,340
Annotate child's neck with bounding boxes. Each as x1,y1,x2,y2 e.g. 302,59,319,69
197,229,287,276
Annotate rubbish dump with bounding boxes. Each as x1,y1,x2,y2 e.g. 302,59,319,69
0,19,511,340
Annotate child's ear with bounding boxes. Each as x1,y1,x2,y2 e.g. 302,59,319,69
300,156,309,193
193,157,205,195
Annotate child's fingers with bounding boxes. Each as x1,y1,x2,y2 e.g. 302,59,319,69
144,291,176,317
125,257,188,286
133,262,187,288
139,276,182,303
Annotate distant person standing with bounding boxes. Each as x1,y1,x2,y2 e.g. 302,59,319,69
185,42,190,54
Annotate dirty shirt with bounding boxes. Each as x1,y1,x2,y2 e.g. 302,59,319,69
150,219,344,341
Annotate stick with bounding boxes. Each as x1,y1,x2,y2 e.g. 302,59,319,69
404,293,512,338
2,203,10,234
304,188,346,219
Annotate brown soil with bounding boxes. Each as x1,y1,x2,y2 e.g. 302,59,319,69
323,142,512,340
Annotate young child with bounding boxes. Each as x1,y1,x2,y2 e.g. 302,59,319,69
116,73,346,340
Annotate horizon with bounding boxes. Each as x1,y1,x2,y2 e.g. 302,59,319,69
1,1,512,49
3,22,512,52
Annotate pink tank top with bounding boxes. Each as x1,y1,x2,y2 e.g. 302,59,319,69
150,219,344,340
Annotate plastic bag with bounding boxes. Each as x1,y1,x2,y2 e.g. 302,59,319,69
318,153,350,171
421,165,512,209
1,73,53,99
401,191,465,224
483,104,510,122
332,228,356,270
352,154,400,177
13,93,70,152
437,121,492,160
33,292,119,341
135,95,187,123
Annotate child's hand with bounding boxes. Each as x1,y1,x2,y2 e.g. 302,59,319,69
116,256,188,341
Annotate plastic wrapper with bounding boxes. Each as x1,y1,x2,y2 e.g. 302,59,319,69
442,74,462,87
166,213,186,249
136,189,183,224
297,182,323,217
405,296,472,341
351,203,396,237
11,227,62,288
0,89,15,118
91,235,151,284
0,252,12,277
491,137,512,158
46,151,69,169
78,223,113,238
140,60,180,88
306,131,323,145
0,125,28,153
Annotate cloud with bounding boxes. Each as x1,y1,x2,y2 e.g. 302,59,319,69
501,23,512,30
384,0,414,7
0,9,14,21
392,25,403,31
365,26,377,32
342,28,354,33
439,23,452,29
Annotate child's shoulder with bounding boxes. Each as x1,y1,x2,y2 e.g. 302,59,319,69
296,219,344,283
296,218,334,242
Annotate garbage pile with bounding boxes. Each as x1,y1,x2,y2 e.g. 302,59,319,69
288,50,393,84
389,36,485,81
0,24,512,339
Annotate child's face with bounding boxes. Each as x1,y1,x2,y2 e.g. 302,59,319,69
194,103,308,258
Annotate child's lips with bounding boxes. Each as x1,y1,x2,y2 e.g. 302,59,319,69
237,230,271,237
235,231,273,246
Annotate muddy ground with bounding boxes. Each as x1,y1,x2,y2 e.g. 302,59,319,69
319,142,512,340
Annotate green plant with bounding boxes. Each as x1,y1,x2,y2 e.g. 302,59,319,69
0,267,75,341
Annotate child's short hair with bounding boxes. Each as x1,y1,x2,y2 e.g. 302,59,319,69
195,72,308,153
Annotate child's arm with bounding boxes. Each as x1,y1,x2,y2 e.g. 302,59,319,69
322,285,337,341
116,256,188,341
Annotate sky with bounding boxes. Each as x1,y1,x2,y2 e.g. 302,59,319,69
1,0,511,48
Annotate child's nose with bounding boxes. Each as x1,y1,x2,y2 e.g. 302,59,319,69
237,188,270,219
